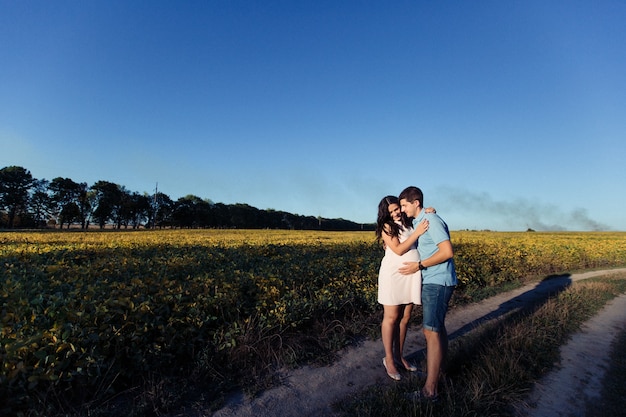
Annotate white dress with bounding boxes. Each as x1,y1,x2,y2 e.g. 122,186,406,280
377,224,422,305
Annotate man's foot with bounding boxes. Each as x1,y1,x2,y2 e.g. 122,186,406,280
405,389,439,403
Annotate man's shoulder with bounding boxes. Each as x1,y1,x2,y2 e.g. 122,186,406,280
425,213,451,240
424,212,446,226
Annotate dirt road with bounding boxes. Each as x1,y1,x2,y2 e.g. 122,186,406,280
203,268,626,417
515,289,626,417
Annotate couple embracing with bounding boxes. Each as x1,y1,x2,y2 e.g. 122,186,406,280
375,186,457,402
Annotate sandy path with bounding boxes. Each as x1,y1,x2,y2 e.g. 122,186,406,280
205,268,626,417
514,291,626,417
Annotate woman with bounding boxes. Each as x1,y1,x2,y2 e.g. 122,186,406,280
375,195,430,381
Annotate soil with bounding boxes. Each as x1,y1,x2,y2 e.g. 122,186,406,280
514,284,626,417
176,268,626,417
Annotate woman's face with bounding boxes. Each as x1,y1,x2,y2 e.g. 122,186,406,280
388,203,402,222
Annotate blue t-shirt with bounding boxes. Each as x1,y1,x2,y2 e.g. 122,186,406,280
414,210,457,286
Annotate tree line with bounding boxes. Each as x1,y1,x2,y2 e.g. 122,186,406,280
0,166,373,231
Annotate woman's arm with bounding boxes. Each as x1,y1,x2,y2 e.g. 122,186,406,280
383,219,429,255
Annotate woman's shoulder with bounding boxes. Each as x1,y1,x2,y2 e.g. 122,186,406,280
380,223,394,237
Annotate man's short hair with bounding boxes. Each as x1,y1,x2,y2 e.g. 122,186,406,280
399,186,423,208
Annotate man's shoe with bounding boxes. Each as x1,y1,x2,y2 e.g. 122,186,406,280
405,389,439,403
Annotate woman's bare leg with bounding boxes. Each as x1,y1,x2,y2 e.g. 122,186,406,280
382,304,401,375
397,303,413,369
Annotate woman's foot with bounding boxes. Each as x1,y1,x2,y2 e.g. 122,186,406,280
382,358,401,381
399,358,418,372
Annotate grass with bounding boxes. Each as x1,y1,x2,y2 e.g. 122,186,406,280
334,273,626,417
35,274,626,417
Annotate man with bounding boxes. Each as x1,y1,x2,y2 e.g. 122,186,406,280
398,186,457,401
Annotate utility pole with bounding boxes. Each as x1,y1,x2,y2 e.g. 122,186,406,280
153,182,158,229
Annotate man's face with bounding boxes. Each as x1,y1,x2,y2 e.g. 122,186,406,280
400,199,419,218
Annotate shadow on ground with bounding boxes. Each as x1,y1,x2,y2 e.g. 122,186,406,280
407,273,573,362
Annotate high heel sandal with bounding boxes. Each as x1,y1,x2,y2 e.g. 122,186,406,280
382,358,401,381
397,359,418,372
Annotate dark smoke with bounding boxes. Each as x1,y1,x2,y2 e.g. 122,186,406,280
435,187,611,231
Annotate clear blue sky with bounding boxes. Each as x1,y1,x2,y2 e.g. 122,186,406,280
2,1,625,231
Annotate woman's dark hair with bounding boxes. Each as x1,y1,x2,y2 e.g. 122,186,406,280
375,195,411,244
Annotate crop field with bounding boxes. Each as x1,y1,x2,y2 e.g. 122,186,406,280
2,229,626,415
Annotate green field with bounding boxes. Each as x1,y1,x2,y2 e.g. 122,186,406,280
2,229,626,416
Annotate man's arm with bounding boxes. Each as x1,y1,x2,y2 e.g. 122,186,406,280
398,240,454,275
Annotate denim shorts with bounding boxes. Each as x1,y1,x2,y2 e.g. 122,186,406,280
421,284,455,333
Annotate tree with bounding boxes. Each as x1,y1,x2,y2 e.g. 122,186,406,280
122,192,151,229
1,164,372,231
0,166,34,228
49,177,90,229
230,203,259,228
151,192,174,228
77,186,95,229
195,198,213,228
91,181,124,228
29,179,54,228
172,195,200,228
59,202,81,228
171,195,213,228
208,202,230,228
113,186,132,229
